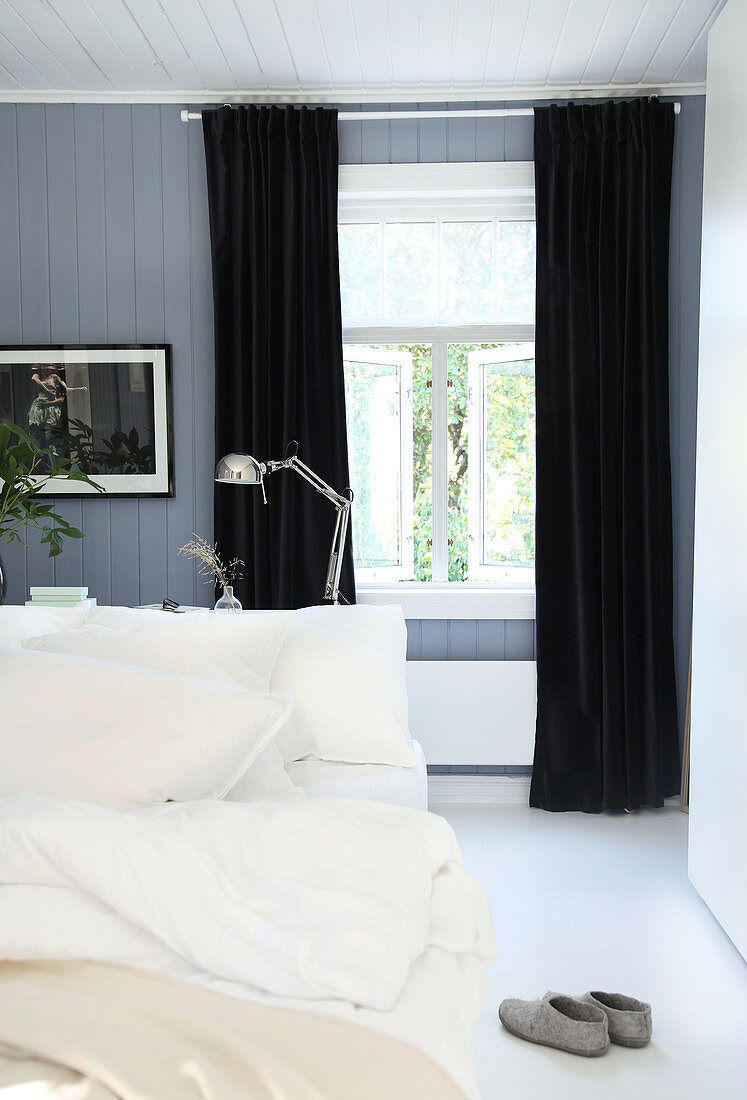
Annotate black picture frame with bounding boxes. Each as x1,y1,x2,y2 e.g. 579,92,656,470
0,344,174,498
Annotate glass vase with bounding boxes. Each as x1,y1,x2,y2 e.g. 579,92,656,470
214,585,242,613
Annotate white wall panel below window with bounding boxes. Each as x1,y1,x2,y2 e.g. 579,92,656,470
406,659,537,765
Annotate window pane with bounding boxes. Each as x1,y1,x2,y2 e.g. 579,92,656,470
441,222,493,321
497,221,536,322
483,356,535,568
339,224,380,323
344,357,402,569
410,344,433,583
447,343,503,582
344,345,431,582
384,223,437,320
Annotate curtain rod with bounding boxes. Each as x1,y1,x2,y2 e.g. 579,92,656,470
181,103,680,124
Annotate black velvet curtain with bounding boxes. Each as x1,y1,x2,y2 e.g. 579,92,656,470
530,100,680,812
203,105,355,609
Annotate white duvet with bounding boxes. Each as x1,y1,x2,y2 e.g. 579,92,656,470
0,793,495,1098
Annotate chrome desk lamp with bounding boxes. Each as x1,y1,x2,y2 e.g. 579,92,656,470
215,441,353,605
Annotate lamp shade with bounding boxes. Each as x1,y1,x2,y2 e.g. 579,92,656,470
214,452,264,485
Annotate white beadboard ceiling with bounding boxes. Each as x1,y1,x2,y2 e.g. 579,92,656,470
0,0,726,102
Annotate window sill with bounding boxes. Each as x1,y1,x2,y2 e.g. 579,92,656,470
355,583,535,620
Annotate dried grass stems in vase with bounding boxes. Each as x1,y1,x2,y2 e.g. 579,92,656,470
178,534,244,613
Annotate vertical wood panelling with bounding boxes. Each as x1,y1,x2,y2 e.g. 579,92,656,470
188,114,215,606
477,619,506,660
476,102,505,160
337,105,362,164
0,102,212,610
74,104,112,605
132,104,168,606
45,103,83,589
447,619,478,659
104,106,141,606
405,618,421,659
46,106,79,340
670,94,705,745
406,619,536,661
418,102,448,162
17,104,55,592
0,104,25,604
505,618,535,659
446,102,477,161
504,106,534,160
160,105,198,603
420,619,448,659
388,111,418,162
359,103,389,164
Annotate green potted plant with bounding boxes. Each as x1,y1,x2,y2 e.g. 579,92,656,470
0,420,102,605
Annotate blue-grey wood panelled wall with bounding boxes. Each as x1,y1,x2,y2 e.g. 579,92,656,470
0,98,703,750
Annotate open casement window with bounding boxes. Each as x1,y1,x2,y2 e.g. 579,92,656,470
338,163,536,615
343,344,414,582
467,344,536,582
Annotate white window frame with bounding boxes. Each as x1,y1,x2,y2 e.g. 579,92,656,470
468,343,536,582
342,344,414,583
338,162,536,619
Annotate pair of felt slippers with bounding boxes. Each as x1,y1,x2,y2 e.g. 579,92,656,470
498,991,652,1057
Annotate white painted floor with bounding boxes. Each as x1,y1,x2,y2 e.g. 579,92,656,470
433,802,747,1100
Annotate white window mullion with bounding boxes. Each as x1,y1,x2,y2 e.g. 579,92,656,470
493,217,499,318
379,223,386,319
467,350,482,581
401,365,414,580
343,344,413,582
431,341,449,584
436,217,443,323
467,343,536,582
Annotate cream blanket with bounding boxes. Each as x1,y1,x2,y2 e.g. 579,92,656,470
0,959,467,1099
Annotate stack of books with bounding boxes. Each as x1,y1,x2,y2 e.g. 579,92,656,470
26,586,97,610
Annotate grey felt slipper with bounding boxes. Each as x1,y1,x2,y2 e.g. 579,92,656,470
498,994,610,1057
546,990,652,1047
579,992,652,1047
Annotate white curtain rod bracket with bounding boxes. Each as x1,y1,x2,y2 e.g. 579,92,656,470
182,102,680,124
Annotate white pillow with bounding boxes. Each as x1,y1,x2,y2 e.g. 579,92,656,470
0,605,88,646
271,604,415,767
24,612,292,695
0,647,292,809
24,617,305,803
224,740,305,803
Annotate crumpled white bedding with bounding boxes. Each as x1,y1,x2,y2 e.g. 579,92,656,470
0,793,495,1098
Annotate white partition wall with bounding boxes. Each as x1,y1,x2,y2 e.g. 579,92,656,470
689,0,747,961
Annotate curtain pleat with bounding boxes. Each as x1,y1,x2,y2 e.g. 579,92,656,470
203,105,355,609
530,99,680,812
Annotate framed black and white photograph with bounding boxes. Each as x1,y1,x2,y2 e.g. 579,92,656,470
0,344,174,497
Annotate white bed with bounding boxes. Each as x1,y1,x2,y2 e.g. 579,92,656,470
0,602,492,1100
288,739,428,809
